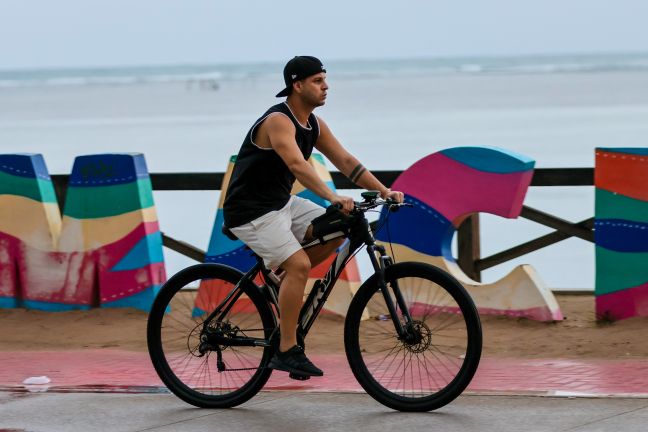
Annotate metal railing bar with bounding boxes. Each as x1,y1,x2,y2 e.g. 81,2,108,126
520,206,595,242
475,218,594,271
161,233,206,262
529,168,593,186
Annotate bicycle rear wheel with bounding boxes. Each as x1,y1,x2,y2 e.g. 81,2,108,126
147,263,276,408
344,262,482,411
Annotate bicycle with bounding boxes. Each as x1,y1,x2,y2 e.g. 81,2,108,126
147,191,482,412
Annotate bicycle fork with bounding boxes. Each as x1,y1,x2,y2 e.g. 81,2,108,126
367,244,415,341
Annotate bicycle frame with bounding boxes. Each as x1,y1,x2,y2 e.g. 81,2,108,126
297,224,412,338
298,230,362,334
203,205,414,349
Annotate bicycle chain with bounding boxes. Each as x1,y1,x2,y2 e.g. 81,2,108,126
221,366,263,372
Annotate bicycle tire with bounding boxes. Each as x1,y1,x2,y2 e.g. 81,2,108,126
147,263,276,408
344,261,482,411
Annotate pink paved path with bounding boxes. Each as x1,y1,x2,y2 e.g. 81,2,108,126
2,350,648,396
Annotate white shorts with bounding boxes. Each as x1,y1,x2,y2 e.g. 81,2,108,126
229,196,326,269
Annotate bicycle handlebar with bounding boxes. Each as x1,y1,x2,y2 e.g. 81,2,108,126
330,194,411,213
353,197,412,212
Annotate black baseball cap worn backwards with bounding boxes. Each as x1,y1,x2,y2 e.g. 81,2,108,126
276,56,326,97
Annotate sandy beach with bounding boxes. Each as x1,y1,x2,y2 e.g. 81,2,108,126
1,294,646,359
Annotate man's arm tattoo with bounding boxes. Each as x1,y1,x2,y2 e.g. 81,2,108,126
349,164,367,184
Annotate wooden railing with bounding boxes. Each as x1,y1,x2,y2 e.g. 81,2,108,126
50,168,595,279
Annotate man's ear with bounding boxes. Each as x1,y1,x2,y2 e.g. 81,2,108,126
293,80,303,94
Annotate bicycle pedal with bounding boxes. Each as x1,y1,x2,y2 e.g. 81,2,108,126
289,372,311,381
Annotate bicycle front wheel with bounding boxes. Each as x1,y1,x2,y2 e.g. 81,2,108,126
344,262,482,411
147,263,276,408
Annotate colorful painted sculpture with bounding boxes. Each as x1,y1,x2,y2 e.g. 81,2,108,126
0,153,165,311
0,154,59,309
375,146,563,321
195,153,361,316
595,148,648,320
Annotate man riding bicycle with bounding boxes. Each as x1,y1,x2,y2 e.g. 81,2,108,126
222,56,404,378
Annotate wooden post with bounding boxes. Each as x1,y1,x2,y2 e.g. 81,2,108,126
457,214,481,282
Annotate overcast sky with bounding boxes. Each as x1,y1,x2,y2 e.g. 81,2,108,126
2,0,648,70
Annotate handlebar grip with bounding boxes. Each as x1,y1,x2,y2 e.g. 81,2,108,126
386,200,412,211
385,199,412,206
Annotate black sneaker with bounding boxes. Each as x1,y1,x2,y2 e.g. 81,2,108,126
268,345,324,377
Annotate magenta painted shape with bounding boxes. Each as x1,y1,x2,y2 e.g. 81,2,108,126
596,282,648,320
0,234,20,302
99,221,164,303
8,221,163,307
99,262,165,303
392,153,533,224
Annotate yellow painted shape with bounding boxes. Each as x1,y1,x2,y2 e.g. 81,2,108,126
217,159,237,209
291,183,306,195
58,206,159,252
0,195,159,252
0,195,61,250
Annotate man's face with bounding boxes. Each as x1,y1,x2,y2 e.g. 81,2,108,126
296,72,328,107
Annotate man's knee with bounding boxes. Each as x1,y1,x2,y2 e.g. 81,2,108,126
282,251,311,278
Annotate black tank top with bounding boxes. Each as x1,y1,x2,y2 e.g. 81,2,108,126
223,102,320,228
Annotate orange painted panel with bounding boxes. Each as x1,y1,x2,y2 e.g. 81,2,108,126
595,150,648,201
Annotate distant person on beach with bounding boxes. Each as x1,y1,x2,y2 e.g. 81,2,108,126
222,56,404,378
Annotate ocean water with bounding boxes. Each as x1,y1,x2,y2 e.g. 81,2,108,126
2,53,648,290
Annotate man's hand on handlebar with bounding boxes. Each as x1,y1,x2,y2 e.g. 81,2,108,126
383,189,404,204
330,194,355,212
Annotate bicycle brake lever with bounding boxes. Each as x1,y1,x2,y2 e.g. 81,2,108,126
387,201,412,212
